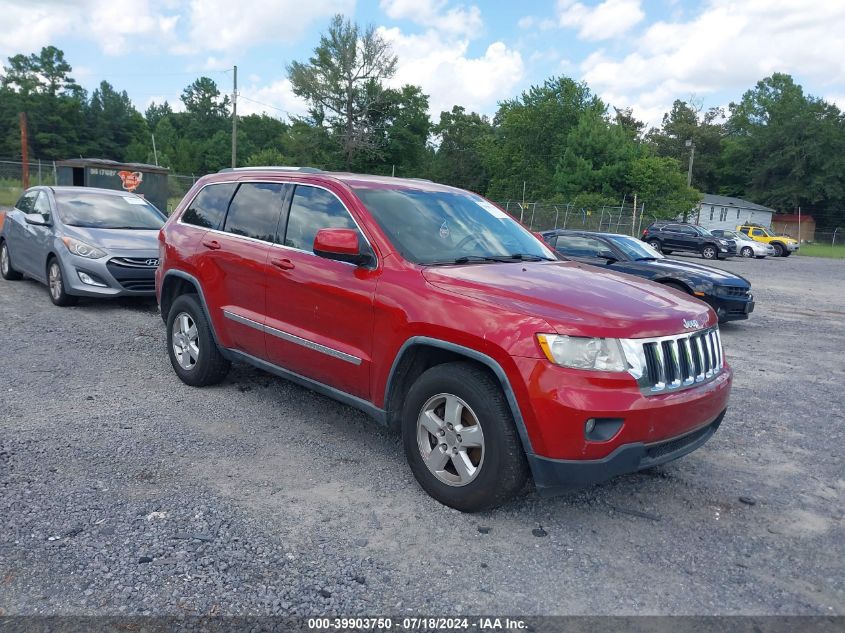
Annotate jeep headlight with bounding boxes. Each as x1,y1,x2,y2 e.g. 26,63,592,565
536,334,627,372
62,237,106,259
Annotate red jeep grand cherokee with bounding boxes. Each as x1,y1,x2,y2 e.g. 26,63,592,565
156,167,731,512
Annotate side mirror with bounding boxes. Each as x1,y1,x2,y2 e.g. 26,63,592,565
24,213,51,226
597,250,617,263
313,228,372,266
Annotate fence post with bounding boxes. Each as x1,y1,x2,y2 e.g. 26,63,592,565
38,159,42,185
530,202,536,229
553,206,560,229
833,228,839,246
563,204,570,229
52,161,57,185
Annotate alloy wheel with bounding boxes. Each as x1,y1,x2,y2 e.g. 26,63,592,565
171,312,200,370
49,262,63,300
1,244,9,275
417,393,485,487
703,246,716,259
741,247,754,258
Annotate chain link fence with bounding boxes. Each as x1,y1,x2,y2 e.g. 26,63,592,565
494,200,659,237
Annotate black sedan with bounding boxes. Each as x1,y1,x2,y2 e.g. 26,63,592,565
541,229,754,323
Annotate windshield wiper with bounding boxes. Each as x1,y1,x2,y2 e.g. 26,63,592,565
505,253,554,261
635,256,657,261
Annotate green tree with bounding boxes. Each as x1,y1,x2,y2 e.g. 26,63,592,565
486,76,605,201
88,81,147,160
432,106,495,193
628,155,701,219
288,14,398,169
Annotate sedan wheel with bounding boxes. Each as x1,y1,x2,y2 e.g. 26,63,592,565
0,242,22,281
417,393,485,487
702,245,717,260
47,259,78,306
741,246,754,258
648,240,662,253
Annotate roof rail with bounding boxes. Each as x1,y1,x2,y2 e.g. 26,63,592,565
217,166,322,174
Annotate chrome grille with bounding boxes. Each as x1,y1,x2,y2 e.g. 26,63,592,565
109,257,159,268
621,327,724,395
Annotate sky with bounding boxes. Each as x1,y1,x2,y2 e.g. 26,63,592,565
4,0,845,128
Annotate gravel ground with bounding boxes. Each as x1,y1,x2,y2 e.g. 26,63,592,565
0,254,843,617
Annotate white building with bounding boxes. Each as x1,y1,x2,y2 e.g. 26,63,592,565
694,194,775,231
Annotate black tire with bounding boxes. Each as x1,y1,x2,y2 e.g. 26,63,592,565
401,362,528,512
166,293,230,386
0,240,23,280
663,250,672,255
740,246,754,258
648,239,662,253
46,257,78,306
772,242,785,257
782,250,792,257
701,244,717,260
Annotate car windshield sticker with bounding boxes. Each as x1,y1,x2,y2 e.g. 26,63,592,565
440,221,450,239
123,196,146,205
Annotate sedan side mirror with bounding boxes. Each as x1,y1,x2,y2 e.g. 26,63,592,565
597,250,617,263
313,228,372,267
24,213,51,226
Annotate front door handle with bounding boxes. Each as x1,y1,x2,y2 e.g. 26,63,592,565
270,258,295,271
202,238,221,250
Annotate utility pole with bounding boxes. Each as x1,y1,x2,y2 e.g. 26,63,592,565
631,193,637,237
684,138,695,222
231,65,238,168
19,112,29,189
797,206,801,245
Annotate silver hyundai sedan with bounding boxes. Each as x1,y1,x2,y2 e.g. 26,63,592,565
0,186,165,306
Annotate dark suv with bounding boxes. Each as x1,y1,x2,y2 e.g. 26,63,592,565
642,222,736,260
156,167,731,512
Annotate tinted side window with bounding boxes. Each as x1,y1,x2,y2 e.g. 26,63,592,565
181,183,236,229
555,235,607,257
284,185,358,252
15,192,36,214
223,183,287,242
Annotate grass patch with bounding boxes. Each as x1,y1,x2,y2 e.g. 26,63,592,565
798,243,845,259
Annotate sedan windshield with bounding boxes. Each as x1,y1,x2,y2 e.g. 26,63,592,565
605,234,664,260
353,187,554,265
55,191,165,230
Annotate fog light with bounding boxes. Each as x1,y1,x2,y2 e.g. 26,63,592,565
585,419,596,434
78,270,107,287
585,417,624,441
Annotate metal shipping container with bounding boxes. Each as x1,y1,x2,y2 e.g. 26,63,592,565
55,159,169,212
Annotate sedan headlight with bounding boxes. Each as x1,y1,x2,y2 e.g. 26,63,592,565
62,237,107,259
536,334,627,372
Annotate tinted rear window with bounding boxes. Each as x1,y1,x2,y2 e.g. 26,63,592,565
182,183,236,229
223,183,287,242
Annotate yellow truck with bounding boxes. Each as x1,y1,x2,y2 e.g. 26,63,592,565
736,224,799,257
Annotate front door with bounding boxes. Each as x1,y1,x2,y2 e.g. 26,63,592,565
264,183,379,400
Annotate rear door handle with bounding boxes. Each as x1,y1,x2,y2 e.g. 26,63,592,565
270,258,295,271
202,238,221,250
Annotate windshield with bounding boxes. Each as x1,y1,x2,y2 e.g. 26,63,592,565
731,231,754,241
55,190,165,229
353,187,554,265
693,225,714,236
605,235,664,260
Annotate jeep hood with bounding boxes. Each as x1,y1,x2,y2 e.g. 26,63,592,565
422,261,715,339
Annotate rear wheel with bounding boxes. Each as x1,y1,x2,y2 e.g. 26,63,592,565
648,239,662,253
0,241,23,280
166,293,230,386
701,245,717,260
47,258,78,306
740,246,754,258
402,362,528,512
772,242,785,257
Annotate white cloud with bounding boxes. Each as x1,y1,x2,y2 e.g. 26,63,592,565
380,0,482,38
557,0,644,41
176,0,354,54
0,0,179,56
579,0,845,127
238,78,309,119
518,16,535,30
378,26,524,116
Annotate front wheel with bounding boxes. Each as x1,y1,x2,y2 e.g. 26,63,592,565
0,241,23,281
166,294,230,386
47,258,78,306
740,246,754,258
772,242,785,257
702,245,718,260
402,362,528,512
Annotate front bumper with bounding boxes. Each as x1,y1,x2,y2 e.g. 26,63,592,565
530,411,725,494
705,293,754,322
60,251,158,298
786,242,799,252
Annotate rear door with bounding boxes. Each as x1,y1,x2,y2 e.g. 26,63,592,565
263,183,379,399
207,181,290,359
